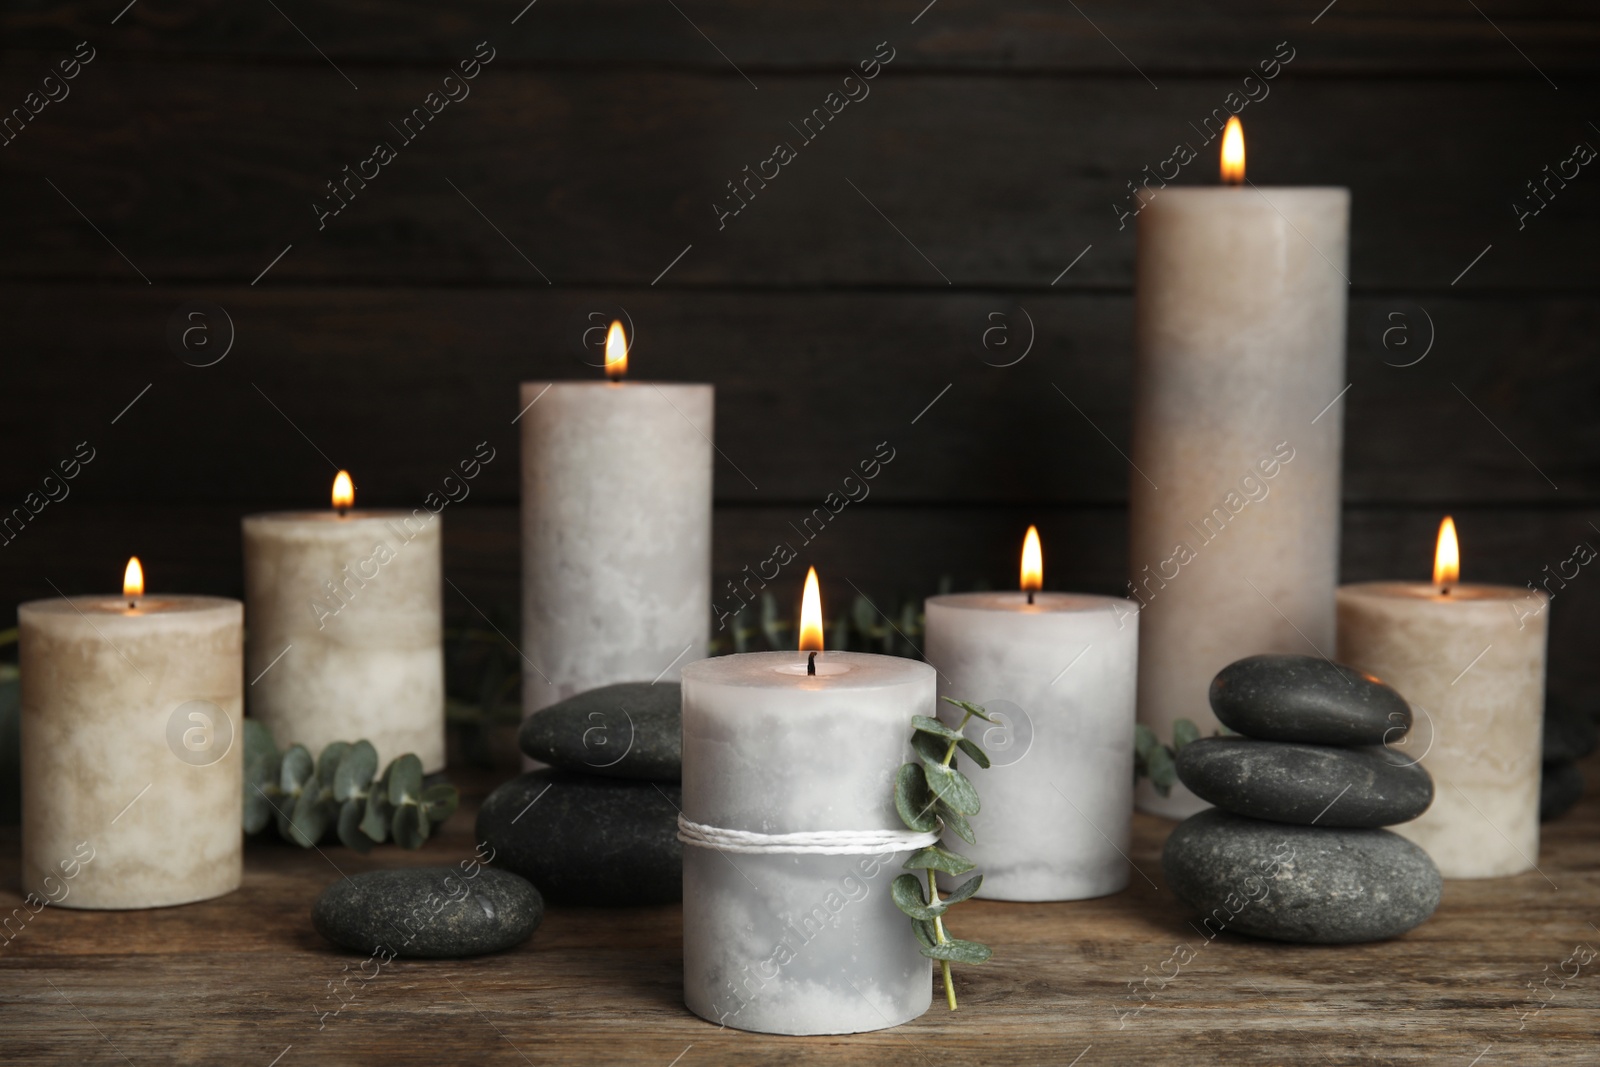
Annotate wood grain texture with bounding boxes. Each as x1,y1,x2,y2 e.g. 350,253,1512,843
1,753,1596,1065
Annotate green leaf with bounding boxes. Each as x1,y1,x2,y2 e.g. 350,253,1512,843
921,760,981,816
361,779,393,844
279,744,313,797
316,741,351,788
941,697,997,723
337,799,375,853
287,787,332,848
1146,744,1177,797
894,763,938,833
911,918,940,950
420,783,459,825
391,802,430,850
387,753,423,806
956,738,991,770
911,715,965,742
942,873,984,907
902,845,976,876
1173,719,1201,750
333,740,378,802
938,802,975,845
890,873,946,920
919,937,992,965
243,719,278,769
1134,723,1160,763
912,731,950,767
242,750,282,836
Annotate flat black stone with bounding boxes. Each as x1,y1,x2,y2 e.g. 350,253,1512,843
1210,654,1412,746
312,866,543,959
1161,808,1442,944
1176,737,1433,828
1543,701,1598,763
476,769,681,906
519,682,681,781
1541,761,1585,822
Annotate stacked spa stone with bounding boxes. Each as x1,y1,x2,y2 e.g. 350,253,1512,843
1162,654,1443,944
476,683,683,906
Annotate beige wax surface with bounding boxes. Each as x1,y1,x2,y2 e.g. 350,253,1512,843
1337,581,1547,878
243,510,444,772
1130,186,1350,817
20,595,243,909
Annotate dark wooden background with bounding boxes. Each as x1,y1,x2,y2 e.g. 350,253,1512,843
1,1,1597,703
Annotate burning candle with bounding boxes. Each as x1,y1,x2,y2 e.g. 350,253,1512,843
20,558,243,908
520,322,713,727
680,568,936,1034
243,470,445,771
1128,117,1350,816
1337,517,1549,878
924,527,1139,900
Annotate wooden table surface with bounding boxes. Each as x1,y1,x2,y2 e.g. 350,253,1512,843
4,753,1597,1066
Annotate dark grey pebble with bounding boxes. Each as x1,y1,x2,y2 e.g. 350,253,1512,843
1161,808,1442,944
1541,762,1585,822
477,769,681,906
1176,737,1433,828
520,682,681,781
312,866,543,958
1543,701,1598,763
1211,654,1412,746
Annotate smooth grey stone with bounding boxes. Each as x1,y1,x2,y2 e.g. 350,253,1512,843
1176,737,1433,828
1161,808,1441,944
1541,762,1585,822
1543,701,1597,763
477,769,681,906
312,866,542,958
519,682,681,781
1210,654,1411,746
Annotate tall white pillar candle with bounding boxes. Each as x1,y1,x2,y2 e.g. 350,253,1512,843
1336,520,1548,878
925,591,1138,900
520,356,712,720
681,650,935,1034
1128,123,1349,817
20,564,243,909
243,473,444,772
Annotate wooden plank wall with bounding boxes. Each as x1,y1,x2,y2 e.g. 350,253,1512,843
0,2,1596,700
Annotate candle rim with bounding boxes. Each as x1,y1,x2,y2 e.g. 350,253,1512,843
925,590,1129,612
1336,579,1539,603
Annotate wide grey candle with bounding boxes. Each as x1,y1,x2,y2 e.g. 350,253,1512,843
1128,119,1349,817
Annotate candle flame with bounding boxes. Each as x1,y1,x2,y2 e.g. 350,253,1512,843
605,320,628,381
1021,525,1043,592
332,470,354,511
798,566,824,652
1221,116,1245,185
1434,516,1459,589
123,556,144,599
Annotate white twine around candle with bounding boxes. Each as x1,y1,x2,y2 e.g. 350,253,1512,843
677,814,940,856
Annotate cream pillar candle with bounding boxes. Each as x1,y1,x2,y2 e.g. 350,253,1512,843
243,472,444,772
520,324,712,721
20,559,243,909
924,529,1139,900
1336,517,1548,878
681,573,934,1034
1128,118,1349,817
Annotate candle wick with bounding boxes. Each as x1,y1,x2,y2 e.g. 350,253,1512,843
1027,590,1035,605
807,651,816,676
337,507,348,518
1440,585,1451,597
127,600,136,610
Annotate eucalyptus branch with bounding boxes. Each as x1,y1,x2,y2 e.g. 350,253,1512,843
890,696,995,1012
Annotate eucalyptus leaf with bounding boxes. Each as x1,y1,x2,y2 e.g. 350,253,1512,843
1134,723,1160,763
334,740,378,802
919,937,993,965
921,760,980,816
242,776,279,835
942,873,984,907
937,802,975,845
1173,719,1201,750
420,783,459,825
391,802,429,850
243,719,278,771
956,738,991,770
316,741,351,788
902,844,976,876
894,763,938,833
361,781,394,844
941,696,997,723
890,873,946,920
280,744,313,797
912,730,950,767
288,788,332,847
911,715,964,742
388,753,423,806
337,798,375,853
1146,743,1177,797
851,594,876,635
911,918,940,950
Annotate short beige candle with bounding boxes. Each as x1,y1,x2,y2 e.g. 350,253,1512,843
20,580,243,910
243,476,444,772
1128,123,1349,818
1337,581,1548,878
